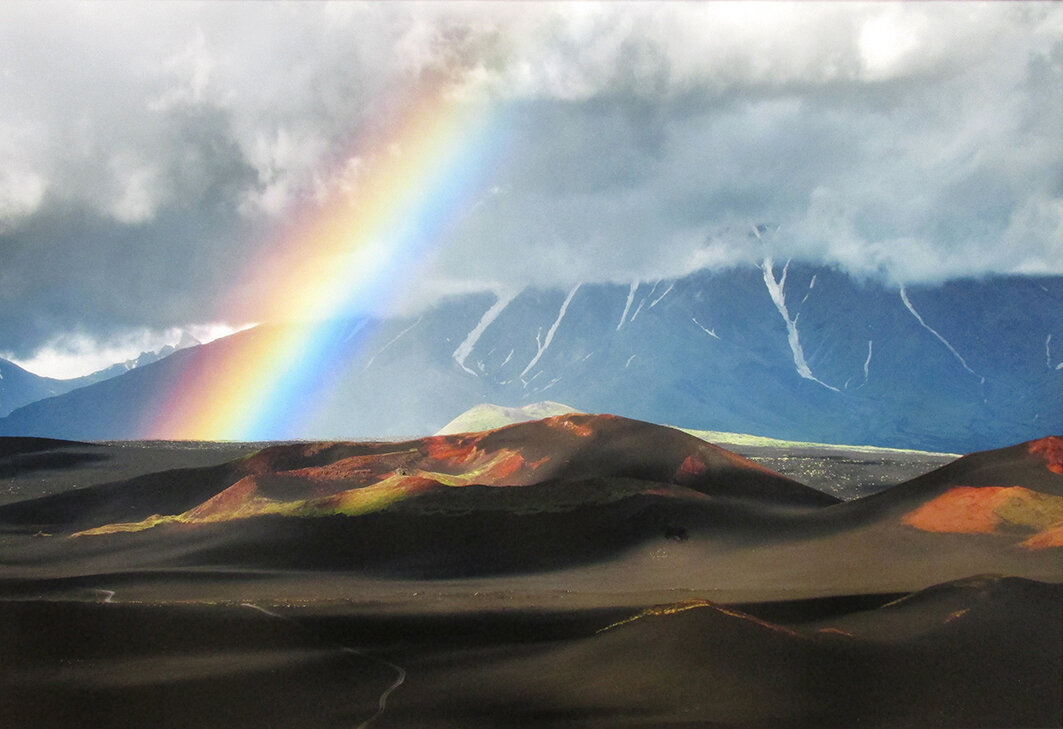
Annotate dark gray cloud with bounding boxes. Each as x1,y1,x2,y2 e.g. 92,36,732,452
0,2,1060,372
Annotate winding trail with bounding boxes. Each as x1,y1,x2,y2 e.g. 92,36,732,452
341,647,407,729
240,602,407,729
94,589,115,603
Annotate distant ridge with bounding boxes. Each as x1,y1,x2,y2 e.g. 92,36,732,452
439,403,957,456
435,401,582,434
0,333,199,418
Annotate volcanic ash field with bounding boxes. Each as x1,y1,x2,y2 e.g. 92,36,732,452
1,414,1061,728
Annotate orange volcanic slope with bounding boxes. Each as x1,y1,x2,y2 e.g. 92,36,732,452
902,486,1063,534
899,436,1063,548
75,413,835,536
1029,436,1063,475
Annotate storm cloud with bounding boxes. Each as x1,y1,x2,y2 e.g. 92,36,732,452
1,2,1060,373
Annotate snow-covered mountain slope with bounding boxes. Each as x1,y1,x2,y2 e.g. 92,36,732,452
1,264,1060,453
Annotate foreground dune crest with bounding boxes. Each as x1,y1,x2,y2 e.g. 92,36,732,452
599,598,804,640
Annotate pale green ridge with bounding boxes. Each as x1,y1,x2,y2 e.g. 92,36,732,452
675,427,959,456
435,401,583,435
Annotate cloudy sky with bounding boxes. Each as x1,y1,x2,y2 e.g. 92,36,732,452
1,1,1061,377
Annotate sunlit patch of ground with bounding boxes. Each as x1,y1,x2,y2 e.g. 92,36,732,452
1029,436,1063,475
902,485,1063,547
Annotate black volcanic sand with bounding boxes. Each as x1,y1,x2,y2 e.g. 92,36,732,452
1,578,1059,729
1,424,1061,728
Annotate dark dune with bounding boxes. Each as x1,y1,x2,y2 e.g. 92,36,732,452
0,449,110,482
43,482,818,578
386,576,1062,729
1,577,1057,729
0,437,262,509
226,412,838,508
0,600,406,729
0,462,240,533
458,413,839,506
0,436,89,458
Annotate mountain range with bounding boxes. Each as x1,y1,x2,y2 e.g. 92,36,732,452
0,331,199,418
1,262,1060,453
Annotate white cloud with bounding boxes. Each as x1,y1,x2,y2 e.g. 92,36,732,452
106,155,162,224
148,28,214,112
999,195,1063,276
0,121,48,228
0,167,45,229
859,7,925,80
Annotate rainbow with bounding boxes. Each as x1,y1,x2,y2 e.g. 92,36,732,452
146,81,505,440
